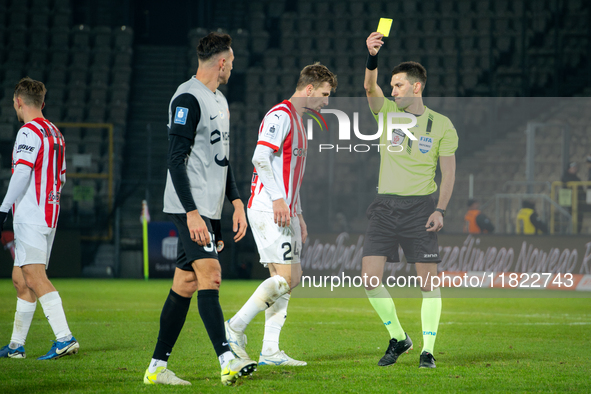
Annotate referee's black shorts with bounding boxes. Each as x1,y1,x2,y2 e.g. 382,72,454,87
170,213,218,271
362,194,441,263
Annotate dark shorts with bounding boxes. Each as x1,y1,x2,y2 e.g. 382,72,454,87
363,194,441,263
170,213,218,271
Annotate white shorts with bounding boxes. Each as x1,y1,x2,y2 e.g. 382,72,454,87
247,209,301,266
14,223,56,268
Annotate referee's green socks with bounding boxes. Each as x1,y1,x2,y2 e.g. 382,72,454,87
421,287,442,354
365,286,406,341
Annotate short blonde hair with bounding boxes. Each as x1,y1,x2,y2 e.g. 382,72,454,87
296,62,337,91
14,77,46,108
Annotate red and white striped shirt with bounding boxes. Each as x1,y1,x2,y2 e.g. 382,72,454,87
248,100,307,217
12,118,66,228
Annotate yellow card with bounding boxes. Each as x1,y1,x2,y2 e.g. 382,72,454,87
377,18,393,37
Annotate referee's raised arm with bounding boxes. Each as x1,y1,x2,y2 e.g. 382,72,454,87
364,32,385,113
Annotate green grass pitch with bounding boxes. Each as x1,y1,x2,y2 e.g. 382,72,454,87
1,279,590,393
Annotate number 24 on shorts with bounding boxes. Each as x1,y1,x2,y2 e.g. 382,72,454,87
281,242,300,261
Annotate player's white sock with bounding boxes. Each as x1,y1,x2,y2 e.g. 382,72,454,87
38,291,72,341
10,298,36,347
262,293,290,356
148,358,167,373
229,276,290,332
218,351,235,369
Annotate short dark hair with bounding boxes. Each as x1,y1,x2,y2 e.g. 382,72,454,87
296,62,337,91
14,77,46,108
391,61,427,90
197,32,232,61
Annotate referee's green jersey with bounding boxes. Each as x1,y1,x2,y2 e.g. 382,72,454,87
372,98,458,196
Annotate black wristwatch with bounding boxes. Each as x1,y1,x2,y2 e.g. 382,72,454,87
435,208,446,217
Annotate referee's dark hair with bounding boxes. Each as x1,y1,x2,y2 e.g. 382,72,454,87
197,32,232,61
392,61,427,91
14,77,46,108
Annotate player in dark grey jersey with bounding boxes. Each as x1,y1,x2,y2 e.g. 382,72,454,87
143,32,256,387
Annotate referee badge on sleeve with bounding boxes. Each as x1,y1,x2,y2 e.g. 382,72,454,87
174,107,188,125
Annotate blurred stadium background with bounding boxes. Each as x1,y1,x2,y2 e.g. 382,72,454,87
0,0,589,279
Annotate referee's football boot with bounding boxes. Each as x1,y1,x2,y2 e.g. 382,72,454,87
258,350,307,366
221,358,257,386
37,337,79,360
143,367,191,385
419,351,437,368
378,333,413,366
0,344,25,359
225,320,250,360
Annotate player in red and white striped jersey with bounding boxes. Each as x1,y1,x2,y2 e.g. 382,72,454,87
247,99,307,217
226,63,337,367
11,117,65,228
0,78,78,360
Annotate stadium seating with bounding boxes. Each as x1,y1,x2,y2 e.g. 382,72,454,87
0,0,133,234
1,0,590,277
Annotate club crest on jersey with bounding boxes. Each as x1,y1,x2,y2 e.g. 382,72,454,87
390,129,406,146
48,190,60,204
418,136,433,153
264,123,279,138
174,107,188,125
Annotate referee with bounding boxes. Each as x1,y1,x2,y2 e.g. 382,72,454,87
361,32,458,369
143,32,256,386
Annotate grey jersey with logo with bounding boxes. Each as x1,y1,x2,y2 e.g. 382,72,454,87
163,77,230,219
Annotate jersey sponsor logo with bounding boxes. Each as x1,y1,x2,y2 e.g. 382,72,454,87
391,129,406,146
17,144,36,153
209,114,218,120
264,123,279,138
292,147,307,157
210,130,229,144
48,190,61,204
174,107,188,125
215,155,229,167
210,130,229,167
424,253,438,258
210,130,221,144
418,136,433,153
